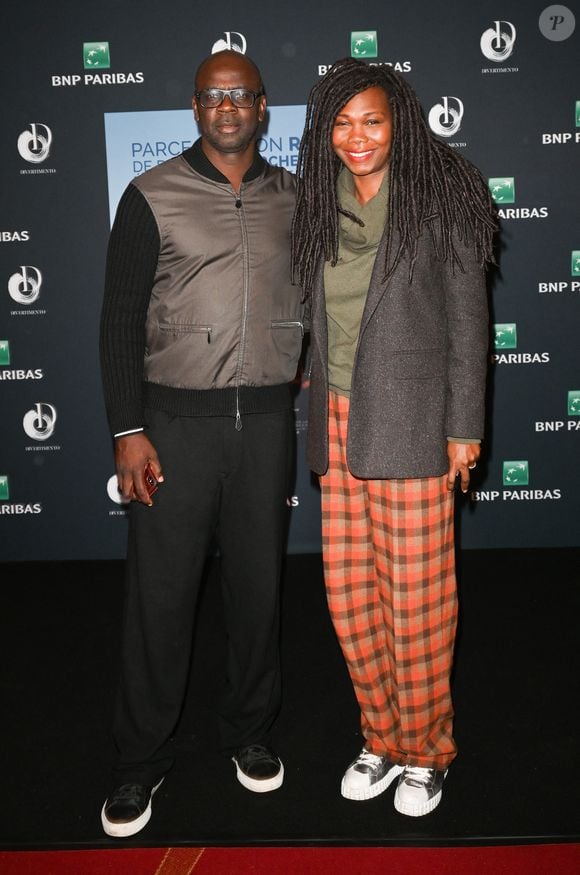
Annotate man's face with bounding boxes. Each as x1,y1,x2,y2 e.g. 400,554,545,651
193,53,266,155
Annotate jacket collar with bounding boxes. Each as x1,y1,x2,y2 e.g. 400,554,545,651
182,138,266,183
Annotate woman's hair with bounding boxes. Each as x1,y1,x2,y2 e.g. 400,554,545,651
291,57,497,293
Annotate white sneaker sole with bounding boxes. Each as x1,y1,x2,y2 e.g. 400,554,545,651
101,777,164,838
341,763,403,801
394,772,447,817
232,758,284,793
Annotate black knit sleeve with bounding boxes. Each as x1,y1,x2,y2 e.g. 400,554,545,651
99,184,160,435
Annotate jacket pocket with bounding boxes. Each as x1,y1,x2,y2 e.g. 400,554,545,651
270,320,304,336
270,320,304,367
159,322,213,343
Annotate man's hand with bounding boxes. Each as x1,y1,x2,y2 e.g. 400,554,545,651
115,433,164,506
446,441,481,494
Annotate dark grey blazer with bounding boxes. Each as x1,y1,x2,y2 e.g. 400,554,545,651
306,221,489,479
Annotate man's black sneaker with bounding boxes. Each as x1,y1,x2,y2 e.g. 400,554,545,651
232,744,284,792
101,778,164,837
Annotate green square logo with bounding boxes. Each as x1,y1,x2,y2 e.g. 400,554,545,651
489,177,515,204
83,42,110,69
350,31,378,58
576,101,580,127
503,461,529,487
568,390,580,416
493,323,517,349
0,340,10,366
571,251,580,277
0,476,9,501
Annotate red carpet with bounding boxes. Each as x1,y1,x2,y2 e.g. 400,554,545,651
0,844,578,874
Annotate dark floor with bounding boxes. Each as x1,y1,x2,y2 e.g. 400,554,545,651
1,549,579,849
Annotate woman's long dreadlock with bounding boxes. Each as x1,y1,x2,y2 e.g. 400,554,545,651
291,58,497,294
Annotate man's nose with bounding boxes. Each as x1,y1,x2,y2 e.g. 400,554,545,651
218,94,237,111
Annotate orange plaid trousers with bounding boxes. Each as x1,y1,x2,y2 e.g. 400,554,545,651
320,391,458,769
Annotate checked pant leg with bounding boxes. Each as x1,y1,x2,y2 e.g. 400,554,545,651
320,392,393,758
368,475,458,769
320,392,458,770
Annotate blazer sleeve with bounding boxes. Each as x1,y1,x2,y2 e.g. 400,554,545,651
443,234,489,440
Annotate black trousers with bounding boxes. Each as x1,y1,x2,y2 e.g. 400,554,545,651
112,406,292,785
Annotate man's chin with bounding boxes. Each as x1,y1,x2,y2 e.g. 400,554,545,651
205,130,256,155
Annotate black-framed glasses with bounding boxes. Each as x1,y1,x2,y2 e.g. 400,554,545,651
194,88,264,109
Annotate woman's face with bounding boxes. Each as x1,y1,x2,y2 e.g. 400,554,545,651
331,86,393,182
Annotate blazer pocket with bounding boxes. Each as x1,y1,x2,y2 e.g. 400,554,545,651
394,349,446,380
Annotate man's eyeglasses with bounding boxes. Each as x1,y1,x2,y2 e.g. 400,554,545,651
194,88,264,109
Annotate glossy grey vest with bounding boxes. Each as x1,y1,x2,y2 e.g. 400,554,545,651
132,154,303,391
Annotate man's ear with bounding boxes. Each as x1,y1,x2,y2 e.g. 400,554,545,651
192,96,200,122
257,95,267,124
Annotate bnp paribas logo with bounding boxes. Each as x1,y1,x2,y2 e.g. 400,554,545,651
489,177,515,204
576,101,580,127
351,31,378,58
568,390,580,416
0,339,10,365
0,475,9,501
503,461,529,487
571,251,580,277
83,42,110,69
494,323,517,349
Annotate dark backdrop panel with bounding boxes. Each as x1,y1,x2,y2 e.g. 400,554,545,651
1,0,579,560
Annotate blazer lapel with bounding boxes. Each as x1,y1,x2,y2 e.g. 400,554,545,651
359,219,401,334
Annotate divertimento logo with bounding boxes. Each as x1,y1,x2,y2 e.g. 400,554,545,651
23,403,57,441
481,21,516,61
17,124,52,163
8,266,42,305
428,97,464,138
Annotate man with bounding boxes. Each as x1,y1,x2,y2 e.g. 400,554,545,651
99,50,303,838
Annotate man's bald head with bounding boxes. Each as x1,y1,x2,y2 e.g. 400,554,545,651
194,50,264,93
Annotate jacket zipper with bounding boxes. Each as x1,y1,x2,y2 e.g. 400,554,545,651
271,320,304,336
159,323,212,343
234,189,249,431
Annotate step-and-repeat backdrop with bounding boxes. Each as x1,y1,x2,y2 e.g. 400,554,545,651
1,0,578,560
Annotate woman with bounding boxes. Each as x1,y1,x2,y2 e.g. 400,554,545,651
292,58,497,817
